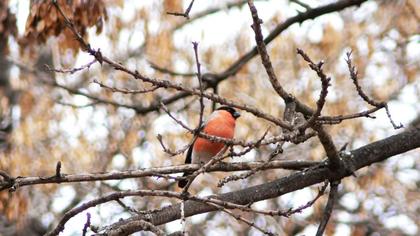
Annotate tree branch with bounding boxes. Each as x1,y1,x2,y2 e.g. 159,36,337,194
100,128,420,235
0,160,317,191
316,180,340,236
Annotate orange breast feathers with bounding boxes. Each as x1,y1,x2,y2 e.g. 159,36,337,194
193,110,236,157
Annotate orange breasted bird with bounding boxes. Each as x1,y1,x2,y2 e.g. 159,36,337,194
178,106,240,188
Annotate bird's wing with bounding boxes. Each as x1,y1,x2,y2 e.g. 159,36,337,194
184,142,193,164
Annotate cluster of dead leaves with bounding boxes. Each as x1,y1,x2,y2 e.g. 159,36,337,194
0,0,17,54
19,0,107,54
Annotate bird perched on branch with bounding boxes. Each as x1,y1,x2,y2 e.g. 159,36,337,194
178,106,240,188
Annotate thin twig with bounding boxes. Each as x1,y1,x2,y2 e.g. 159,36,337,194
167,0,196,19
192,42,205,136
173,0,255,31
44,59,96,74
181,146,229,193
248,0,293,102
93,79,159,94
296,48,331,131
149,60,195,77
55,161,62,178
207,201,275,236
318,107,380,124
207,181,329,217
345,51,402,129
82,213,91,236
290,0,311,10
316,180,339,236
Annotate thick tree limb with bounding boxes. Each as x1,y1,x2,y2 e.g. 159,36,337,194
101,128,420,235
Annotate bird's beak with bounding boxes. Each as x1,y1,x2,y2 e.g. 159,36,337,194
233,111,241,119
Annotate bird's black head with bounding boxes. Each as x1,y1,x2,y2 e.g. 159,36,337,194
217,106,241,119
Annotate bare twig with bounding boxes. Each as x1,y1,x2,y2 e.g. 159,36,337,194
207,201,275,236
181,146,229,193
82,213,91,236
192,41,206,138
52,0,91,53
167,0,196,19
248,0,293,102
156,134,182,156
218,129,281,187
136,220,165,236
115,199,141,215
345,51,402,129
44,59,96,74
149,60,196,77
280,180,328,217
47,79,141,111
55,161,62,178
290,0,311,10
195,181,328,217
0,170,13,183
318,107,380,124
173,0,254,31
316,180,340,236
93,79,159,94
46,189,182,236
108,219,166,236
315,125,340,169
296,48,331,131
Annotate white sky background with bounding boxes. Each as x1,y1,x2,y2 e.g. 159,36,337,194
7,0,420,235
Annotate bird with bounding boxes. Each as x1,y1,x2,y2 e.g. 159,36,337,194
178,106,240,188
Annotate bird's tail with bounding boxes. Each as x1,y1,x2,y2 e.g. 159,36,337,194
178,172,191,188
